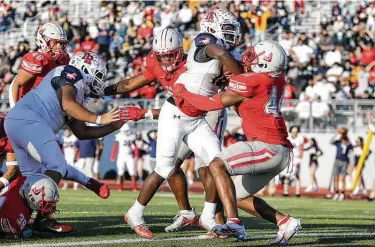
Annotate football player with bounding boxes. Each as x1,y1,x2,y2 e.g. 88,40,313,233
7,22,71,233
124,9,242,239
103,27,231,234
111,123,137,191
10,23,70,108
5,52,125,232
0,174,60,237
173,41,302,244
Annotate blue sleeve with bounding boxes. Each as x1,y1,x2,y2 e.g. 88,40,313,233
194,33,218,48
51,65,84,91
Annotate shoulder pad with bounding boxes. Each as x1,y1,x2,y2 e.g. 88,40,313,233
51,65,83,91
21,52,49,74
194,33,218,47
60,65,83,83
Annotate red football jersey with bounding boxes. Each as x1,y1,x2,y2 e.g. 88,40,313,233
141,51,187,93
0,176,32,235
0,114,13,154
18,51,70,100
228,72,292,147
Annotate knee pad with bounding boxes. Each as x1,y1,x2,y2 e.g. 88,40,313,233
154,156,175,180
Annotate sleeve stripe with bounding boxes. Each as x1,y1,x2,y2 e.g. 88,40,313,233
228,81,248,92
21,60,42,74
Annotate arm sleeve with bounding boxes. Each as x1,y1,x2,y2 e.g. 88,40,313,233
20,52,46,75
193,33,218,63
182,90,224,111
141,54,157,81
227,73,258,98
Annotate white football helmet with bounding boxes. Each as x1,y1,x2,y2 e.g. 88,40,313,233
121,123,131,135
36,23,69,62
21,174,59,216
69,52,107,97
152,28,183,72
200,9,241,46
241,40,287,78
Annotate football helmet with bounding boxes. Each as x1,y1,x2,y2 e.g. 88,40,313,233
69,52,107,97
36,23,69,63
200,9,241,46
152,28,183,72
21,174,59,216
241,40,287,77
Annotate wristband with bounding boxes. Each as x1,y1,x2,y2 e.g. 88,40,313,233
0,177,9,187
145,110,154,120
6,161,18,166
95,115,102,125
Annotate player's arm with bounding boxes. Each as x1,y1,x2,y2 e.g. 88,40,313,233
103,73,151,96
67,118,125,140
174,73,255,111
60,85,120,124
10,70,36,107
205,44,242,76
0,153,20,190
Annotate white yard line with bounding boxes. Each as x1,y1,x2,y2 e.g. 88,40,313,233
7,231,375,247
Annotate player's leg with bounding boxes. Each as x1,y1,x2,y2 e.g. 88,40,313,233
210,141,292,239
125,102,185,239
184,120,222,233
126,156,137,192
116,156,125,191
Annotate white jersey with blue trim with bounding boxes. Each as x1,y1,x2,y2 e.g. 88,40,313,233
8,65,90,133
175,32,241,97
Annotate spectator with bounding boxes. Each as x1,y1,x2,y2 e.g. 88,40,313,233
312,96,330,128
291,39,313,66
295,93,311,128
251,6,271,43
330,127,353,201
324,46,342,67
304,138,323,192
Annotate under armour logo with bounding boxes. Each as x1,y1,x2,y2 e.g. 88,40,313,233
173,115,181,119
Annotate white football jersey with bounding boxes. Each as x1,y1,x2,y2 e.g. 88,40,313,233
62,134,78,160
115,133,135,156
175,32,241,97
289,135,307,158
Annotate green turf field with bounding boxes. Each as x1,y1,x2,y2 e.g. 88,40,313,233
3,190,375,247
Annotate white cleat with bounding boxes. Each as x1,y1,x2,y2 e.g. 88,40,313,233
270,216,302,246
165,208,198,232
124,210,154,239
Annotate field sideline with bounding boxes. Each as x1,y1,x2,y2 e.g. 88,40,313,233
2,190,375,247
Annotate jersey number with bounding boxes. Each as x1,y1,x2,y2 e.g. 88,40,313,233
264,86,285,117
82,53,94,65
17,213,26,230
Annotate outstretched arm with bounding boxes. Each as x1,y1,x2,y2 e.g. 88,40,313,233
174,84,246,111
103,73,151,96
67,118,125,140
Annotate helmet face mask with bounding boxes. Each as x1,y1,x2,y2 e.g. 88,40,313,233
154,47,183,71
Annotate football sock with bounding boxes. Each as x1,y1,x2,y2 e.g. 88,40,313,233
201,201,216,219
64,165,90,186
129,200,145,215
